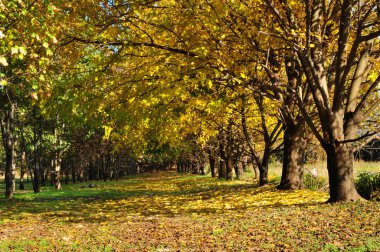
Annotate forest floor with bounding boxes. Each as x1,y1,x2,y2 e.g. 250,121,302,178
0,170,379,251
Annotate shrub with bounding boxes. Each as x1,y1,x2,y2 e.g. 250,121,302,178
303,173,327,190
355,172,380,200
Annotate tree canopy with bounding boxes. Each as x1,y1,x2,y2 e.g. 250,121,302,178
0,0,379,202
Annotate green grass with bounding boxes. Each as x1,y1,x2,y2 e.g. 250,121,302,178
266,161,380,179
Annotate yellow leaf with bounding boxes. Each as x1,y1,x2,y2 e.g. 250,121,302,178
0,56,8,66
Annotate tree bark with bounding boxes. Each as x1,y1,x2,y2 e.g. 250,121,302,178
54,152,62,190
251,159,259,180
325,144,362,202
33,108,41,193
1,102,16,199
19,151,26,190
234,161,244,179
208,153,217,177
218,160,226,179
225,155,233,180
258,162,269,186
256,147,270,186
278,122,306,190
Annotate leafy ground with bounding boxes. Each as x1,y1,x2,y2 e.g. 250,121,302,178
0,172,379,251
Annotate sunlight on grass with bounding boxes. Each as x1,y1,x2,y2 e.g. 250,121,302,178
0,172,329,221
0,171,378,251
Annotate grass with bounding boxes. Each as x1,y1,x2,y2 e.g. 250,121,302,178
266,160,380,178
0,169,379,251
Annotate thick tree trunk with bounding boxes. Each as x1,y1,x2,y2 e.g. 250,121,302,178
208,154,217,177
225,156,233,180
325,144,362,202
33,166,41,193
234,161,244,179
258,163,269,186
257,149,270,186
278,123,306,190
5,142,16,199
218,160,226,179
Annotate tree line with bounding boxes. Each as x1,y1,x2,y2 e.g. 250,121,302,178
1,0,379,202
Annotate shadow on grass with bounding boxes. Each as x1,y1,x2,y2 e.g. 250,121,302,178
0,171,328,224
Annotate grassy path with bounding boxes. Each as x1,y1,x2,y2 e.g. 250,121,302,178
0,171,379,251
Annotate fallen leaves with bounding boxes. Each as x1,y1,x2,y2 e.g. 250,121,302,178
0,171,379,251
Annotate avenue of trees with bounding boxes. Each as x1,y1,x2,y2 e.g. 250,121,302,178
1,0,379,202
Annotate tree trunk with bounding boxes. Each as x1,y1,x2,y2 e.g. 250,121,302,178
1,102,16,199
4,141,16,199
33,109,41,193
218,160,226,179
258,163,269,186
19,128,33,189
71,159,76,183
258,149,270,186
39,116,46,187
199,163,205,175
54,152,62,190
176,161,181,173
19,151,26,190
95,159,100,180
234,161,244,179
278,122,306,190
225,155,233,180
192,162,199,174
208,154,217,177
103,155,108,182
251,160,259,180
325,144,362,202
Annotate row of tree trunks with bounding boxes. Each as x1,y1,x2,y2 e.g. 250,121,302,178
176,160,206,175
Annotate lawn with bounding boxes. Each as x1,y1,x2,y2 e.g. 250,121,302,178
0,170,379,251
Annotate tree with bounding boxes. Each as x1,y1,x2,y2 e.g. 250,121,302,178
263,0,380,201
241,94,283,186
0,0,63,198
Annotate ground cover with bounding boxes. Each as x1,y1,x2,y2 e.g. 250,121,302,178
0,171,379,251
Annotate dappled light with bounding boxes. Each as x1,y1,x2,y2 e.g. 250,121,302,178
1,0,380,250
0,172,379,251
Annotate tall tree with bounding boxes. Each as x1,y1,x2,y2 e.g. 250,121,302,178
263,0,380,201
